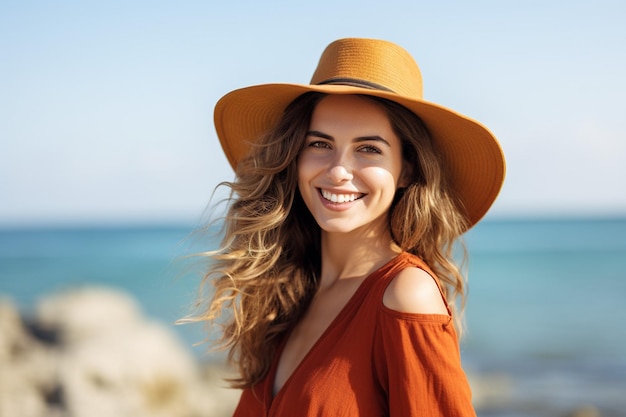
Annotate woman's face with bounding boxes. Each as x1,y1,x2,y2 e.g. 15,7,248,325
297,94,408,237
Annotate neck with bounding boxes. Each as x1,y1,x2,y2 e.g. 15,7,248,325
318,223,401,290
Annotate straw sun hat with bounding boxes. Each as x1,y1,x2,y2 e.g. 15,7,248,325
214,37,506,229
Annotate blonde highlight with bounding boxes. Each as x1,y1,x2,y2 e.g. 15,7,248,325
192,93,325,388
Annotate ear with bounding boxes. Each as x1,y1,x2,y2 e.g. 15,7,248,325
398,160,415,189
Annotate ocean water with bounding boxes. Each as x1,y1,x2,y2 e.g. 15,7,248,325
1,218,625,415
462,218,626,415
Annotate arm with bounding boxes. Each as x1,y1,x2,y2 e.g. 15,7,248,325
374,267,476,417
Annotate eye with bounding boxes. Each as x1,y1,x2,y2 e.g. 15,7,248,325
307,140,331,149
358,144,382,154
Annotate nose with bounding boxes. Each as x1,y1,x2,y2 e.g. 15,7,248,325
328,154,353,183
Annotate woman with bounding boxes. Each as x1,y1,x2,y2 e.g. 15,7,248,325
197,38,505,416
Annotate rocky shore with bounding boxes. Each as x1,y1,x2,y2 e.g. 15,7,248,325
0,287,240,417
0,287,611,417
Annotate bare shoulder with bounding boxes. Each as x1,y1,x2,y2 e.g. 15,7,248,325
382,267,449,315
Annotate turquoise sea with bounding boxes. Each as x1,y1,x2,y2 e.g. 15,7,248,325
1,218,625,415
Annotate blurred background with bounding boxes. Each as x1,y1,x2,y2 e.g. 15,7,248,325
1,1,625,416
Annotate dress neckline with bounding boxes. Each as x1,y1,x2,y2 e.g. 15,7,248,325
266,252,410,406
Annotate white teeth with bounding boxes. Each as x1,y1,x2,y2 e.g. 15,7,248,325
321,189,359,203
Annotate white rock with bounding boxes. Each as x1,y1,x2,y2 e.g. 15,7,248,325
35,287,144,345
2,287,241,417
0,299,58,417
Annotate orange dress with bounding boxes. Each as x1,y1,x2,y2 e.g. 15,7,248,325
232,252,476,416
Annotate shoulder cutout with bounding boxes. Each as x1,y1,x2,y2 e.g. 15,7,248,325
382,267,449,315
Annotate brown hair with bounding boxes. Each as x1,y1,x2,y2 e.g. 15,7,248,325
192,92,468,388
372,96,469,318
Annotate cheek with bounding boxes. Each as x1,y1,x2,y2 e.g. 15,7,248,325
297,153,313,176
361,166,404,193
297,153,325,185
296,159,315,199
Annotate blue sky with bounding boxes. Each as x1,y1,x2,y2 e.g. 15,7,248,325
1,1,625,226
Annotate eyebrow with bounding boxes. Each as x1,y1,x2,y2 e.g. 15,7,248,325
306,130,392,147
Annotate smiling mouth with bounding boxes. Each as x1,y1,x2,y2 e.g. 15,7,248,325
319,189,365,203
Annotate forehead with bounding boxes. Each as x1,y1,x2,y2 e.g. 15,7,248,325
309,95,395,137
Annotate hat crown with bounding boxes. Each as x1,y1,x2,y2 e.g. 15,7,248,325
215,37,505,230
310,38,423,99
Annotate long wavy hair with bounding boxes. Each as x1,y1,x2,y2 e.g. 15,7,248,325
193,92,468,388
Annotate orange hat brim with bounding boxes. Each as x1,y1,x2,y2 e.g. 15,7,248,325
214,83,505,230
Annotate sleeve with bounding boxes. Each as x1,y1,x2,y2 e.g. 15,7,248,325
373,308,476,417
